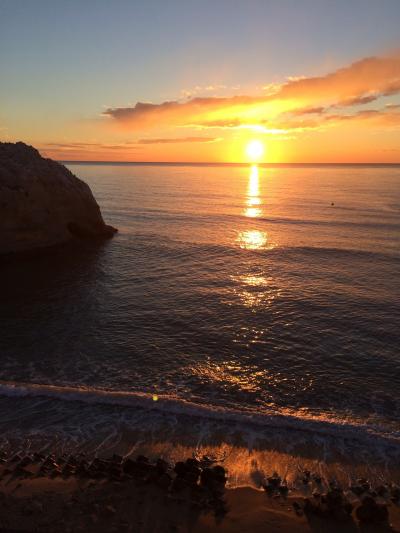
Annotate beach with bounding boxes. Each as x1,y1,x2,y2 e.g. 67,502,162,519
0,450,399,532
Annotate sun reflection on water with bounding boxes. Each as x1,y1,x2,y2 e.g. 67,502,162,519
244,165,262,218
187,358,271,394
238,229,268,250
229,273,282,309
238,165,274,250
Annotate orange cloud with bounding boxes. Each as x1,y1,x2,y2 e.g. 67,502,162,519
42,142,141,151
38,141,144,162
38,137,221,161
273,108,400,133
103,96,262,129
137,136,220,144
103,51,400,132
276,53,400,103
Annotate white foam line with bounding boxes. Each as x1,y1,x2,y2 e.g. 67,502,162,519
0,380,399,448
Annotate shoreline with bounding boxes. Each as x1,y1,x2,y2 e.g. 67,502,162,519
0,384,399,504
0,450,399,532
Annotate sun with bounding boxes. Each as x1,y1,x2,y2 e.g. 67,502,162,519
246,140,265,162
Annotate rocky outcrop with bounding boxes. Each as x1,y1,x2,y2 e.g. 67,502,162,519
0,142,117,254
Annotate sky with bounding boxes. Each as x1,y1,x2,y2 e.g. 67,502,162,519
1,0,400,163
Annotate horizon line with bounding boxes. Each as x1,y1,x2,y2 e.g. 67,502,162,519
60,160,400,166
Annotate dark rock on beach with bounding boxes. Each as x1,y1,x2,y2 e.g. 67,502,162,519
1,451,400,532
302,486,353,522
0,141,117,254
356,496,389,525
262,471,285,495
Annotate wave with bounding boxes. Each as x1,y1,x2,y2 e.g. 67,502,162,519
277,245,399,261
134,233,399,263
0,380,399,451
256,215,400,231
123,208,400,232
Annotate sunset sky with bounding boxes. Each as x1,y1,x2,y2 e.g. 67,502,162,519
1,0,400,163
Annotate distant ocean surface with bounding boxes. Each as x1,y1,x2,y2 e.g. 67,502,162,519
1,163,399,483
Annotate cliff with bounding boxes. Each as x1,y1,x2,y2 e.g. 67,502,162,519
0,142,117,254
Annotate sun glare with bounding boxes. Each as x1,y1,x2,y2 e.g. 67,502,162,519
246,140,264,162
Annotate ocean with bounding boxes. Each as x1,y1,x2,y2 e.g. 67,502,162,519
1,162,399,486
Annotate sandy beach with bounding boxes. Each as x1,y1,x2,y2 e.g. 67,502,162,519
0,451,399,532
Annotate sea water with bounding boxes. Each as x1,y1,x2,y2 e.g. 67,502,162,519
1,163,399,485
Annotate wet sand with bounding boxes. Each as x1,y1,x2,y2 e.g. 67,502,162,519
0,451,399,532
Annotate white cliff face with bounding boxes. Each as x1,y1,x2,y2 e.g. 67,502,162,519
0,142,117,254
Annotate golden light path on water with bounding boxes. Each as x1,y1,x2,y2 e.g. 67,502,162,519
233,165,281,310
237,165,274,251
158,164,282,410
244,164,262,218
185,162,286,407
